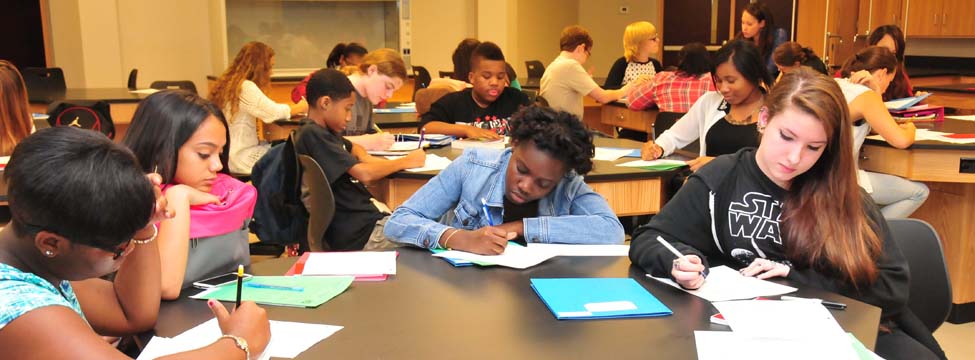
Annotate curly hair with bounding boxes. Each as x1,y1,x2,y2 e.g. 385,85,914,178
508,106,594,175
208,41,275,115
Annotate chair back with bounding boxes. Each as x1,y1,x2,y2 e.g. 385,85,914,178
521,89,538,104
150,80,198,94
652,112,684,140
127,69,138,89
21,67,66,102
411,66,432,101
525,60,545,78
298,154,336,252
887,218,952,333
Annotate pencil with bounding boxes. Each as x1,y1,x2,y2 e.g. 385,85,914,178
235,264,244,309
417,129,426,149
372,122,384,134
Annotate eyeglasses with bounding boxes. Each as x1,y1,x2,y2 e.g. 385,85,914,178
19,222,133,260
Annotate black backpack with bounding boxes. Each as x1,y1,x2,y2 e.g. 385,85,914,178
47,101,115,139
249,132,309,249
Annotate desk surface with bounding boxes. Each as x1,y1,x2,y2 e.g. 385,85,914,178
864,118,975,150
154,249,880,358
28,87,150,105
914,83,975,94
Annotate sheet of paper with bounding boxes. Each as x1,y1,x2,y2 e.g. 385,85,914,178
713,299,848,340
948,115,975,122
129,88,160,95
302,251,397,275
385,154,453,172
694,331,861,360
617,159,687,171
138,319,342,359
593,147,636,161
648,265,796,302
433,244,556,269
526,243,629,256
387,141,424,151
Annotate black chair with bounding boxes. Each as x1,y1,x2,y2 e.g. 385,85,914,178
652,111,685,140
21,67,66,102
298,154,336,252
886,218,952,333
521,89,538,104
411,66,432,101
525,60,545,78
149,80,198,94
438,71,454,79
127,69,138,89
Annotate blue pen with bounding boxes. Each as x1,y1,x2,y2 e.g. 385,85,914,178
417,129,426,149
481,197,496,226
244,282,305,292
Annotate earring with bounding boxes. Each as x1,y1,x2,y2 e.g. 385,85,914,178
44,250,54,257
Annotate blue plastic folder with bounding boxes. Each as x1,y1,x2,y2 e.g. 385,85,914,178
530,278,672,320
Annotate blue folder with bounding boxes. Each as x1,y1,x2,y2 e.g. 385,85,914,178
530,278,672,320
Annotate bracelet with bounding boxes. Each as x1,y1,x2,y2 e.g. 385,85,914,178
441,228,460,250
219,334,250,360
131,225,158,245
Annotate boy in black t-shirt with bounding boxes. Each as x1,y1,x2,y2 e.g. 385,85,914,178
295,69,425,250
419,42,531,139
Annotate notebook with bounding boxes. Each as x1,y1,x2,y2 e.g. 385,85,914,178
884,92,932,110
530,278,672,320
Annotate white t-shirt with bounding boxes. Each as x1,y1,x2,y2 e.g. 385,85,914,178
539,53,599,120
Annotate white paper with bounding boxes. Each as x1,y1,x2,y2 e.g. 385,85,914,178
647,265,796,302
869,129,975,144
302,251,397,275
617,159,687,168
138,319,342,359
712,300,848,340
947,115,975,122
129,88,160,95
398,154,454,172
694,331,862,360
525,243,629,256
387,141,425,151
433,244,556,269
593,147,636,161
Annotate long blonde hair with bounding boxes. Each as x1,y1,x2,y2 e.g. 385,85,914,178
208,41,275,115
0,60,34,156
769,68,883,288
623,21,657,62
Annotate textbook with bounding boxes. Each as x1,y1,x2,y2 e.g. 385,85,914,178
530,278,672,320
884,92,932,111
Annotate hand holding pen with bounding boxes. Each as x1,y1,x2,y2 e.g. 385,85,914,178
657,236,707,290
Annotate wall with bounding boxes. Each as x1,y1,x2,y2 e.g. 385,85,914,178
410,0,478,76
513,0,579,77
578,0,661,80
46,0,85,87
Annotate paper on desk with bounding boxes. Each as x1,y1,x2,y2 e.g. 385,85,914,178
648,265,796,302
129,88,160,95
386,141,425,151
302,251,397,275
617,159,686,169
865,128,975,143
694,330,863,360
384,154,453,172
526,243,629,256
713,299,848,339
138,318,342,359
433,243,556,269
594,147,638,161
948,115,975,122
190,275,353,308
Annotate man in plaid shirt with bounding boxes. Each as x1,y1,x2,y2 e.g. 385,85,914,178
626,43,715,113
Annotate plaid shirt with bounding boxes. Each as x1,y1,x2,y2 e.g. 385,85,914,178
627,71,715,113
0,263,85,330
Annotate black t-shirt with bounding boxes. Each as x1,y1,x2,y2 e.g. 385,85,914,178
503,195,539,245
704,118,760,157
418,87,530,135
294,121,384,250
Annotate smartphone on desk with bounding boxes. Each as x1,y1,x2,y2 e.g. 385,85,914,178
193,272,253,289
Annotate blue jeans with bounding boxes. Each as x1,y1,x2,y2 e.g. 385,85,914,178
866,171,930,219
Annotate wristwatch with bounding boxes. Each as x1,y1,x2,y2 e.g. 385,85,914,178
219,334,250,360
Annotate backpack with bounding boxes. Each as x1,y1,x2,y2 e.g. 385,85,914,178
249,132,309,249
46,101,116,139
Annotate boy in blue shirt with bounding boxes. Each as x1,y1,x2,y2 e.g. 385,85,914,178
385,106,624,254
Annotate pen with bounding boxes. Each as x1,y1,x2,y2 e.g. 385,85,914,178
780,296,847,310
235,264,244,309
656,236,708,277
417,129,426,149
481,197,496,226
372,122,384,134
245,282,305,292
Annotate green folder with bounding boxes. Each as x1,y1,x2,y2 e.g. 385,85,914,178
191,275,354,308
637,164,686,171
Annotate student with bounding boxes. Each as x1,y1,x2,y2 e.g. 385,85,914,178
627,42,715,112
419,42,531,140
772,42,829,79
540,25,634,121
208,41,306,175
736,2,788,79
868,25,915,101
629,68,945,360
641,40,771,172
604,21,662,90
341,48,409,150
124,90,257,299
0,127,271,359
295,68,425,251
385,106,625,255
326,42,368,69
838,46,928,218
0,60,34,155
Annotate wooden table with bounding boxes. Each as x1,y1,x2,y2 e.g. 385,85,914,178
263,108,421,141
27,88,150,140
914,83,975,113
152,248,881,358
860,117,975,323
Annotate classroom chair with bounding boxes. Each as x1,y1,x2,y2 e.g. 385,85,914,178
525,60,545,78
652,112,685,140
298,154,335,252
150,80,198,94
887,218,952,332
127,69,138,90
438,71,454,79
411,66,432,101
21,67,66,102
521,89,538,104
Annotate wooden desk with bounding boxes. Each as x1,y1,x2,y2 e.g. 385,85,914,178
263,108,421,141
914,83,975,113
601,102,659,133
27,88,149,140
860,117,975,323
372,137,680,216
153,249,881,358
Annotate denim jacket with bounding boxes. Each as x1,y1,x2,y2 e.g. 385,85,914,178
384,148,624,249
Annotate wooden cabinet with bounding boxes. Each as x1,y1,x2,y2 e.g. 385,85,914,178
796,0,859,68
857,0,905,36
600,105,658,133
906,0,975,37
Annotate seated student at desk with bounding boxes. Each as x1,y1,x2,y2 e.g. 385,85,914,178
641,40,771,172
0,60,34,155
868,25,916,101
295,69,424,251
736,2,788,79
603,21,662,90
385,106,624,255
629,68,945,360
627,42,715,112
326,42,368,69
419,42,531,139
540,25,635,121
0,127,271,359
771,42,829,80
124,91,257,299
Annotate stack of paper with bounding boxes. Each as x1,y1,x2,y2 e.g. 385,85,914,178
299,251,397,277
525,243,629,256
530,278,672,320
617,159,687,171
593,147,640,161
190,275,353,308
648,265,796,302
433,243,556,269
138,318,342,359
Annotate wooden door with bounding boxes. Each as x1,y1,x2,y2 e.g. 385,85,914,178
795,0,828,62
662,0,733,66
940,0,975,37
871,0,905,29
905,0,944,36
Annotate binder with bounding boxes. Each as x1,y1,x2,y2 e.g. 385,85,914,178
530,278,672,320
